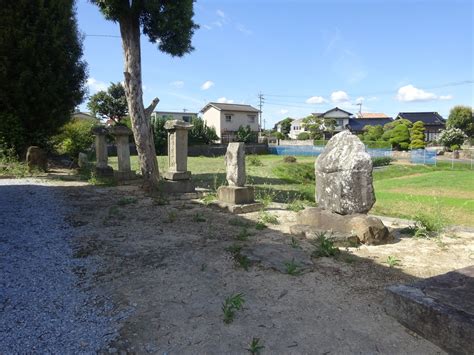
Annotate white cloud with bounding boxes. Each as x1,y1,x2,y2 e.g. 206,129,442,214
86,77,108,93
331,90,349,103
202,24,212,30
216,9,226,18
236,24,252,35
355,96,365,103
396,84,452,102
200,80,214,90
212,20,224,28
279,109,289,115
306,96,326,104
217,97,234,104
170,80,184,89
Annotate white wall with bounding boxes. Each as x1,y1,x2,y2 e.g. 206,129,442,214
202,107,222,138
220,111,259,132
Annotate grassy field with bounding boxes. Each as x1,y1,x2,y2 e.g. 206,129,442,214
110,155,474,226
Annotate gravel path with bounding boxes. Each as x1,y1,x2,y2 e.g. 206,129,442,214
0,179,119,353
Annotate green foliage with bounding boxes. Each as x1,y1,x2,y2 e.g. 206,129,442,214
247,155,263,166
117,197,138,206
0,0,87,153
383,120,412,150
284,259,302,275
438,128,467,150
236,227,253,241
189,117,219,145
371,157,394,167
52,118,97,159
297,132,310,140
361,125,384,142
255,221,267,230
152,116,168,154
87,82,128,123
222,293,245,324
201,193,217,205
386,256,401,268
192,213,206,222
258,210,279,225
280,117,293,137
447,105,473,138
274,132,285,140
287,200,306,212
236,125,258,143
311,232,340,257
283,156,297,163
410,121,426,149
302,115,324,140
414,212,445,233
247,337,265,355
0,142,30,177
273,163,314,184
225,244,251,270
290,236,300,248
92,0,198,57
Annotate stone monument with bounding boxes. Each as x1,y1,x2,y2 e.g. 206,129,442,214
162,120,195,193
26,146,48,172
216,143,262,213
109,125,135,180
91,126,114,177
291,131,391,245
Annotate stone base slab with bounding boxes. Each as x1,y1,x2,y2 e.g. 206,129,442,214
94,165,114,178
295,207,392,245
289,224,359,247
114,170,137,181
210,201,264,214
163,171,191,180
384,266,474,354
217,186,255,205
161,179,195,193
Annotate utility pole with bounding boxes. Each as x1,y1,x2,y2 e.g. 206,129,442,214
258,92,264,131
183,108,188,113
356,103,362,117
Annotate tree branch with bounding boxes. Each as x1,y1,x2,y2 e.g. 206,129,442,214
145,97,160,118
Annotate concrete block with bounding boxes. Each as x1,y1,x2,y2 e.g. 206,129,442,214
384,266,474,354
161,179,195,193
217,186,255,205
163,171,191,181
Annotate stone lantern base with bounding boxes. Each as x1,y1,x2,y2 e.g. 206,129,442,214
215,186,263,214
94,166,114,178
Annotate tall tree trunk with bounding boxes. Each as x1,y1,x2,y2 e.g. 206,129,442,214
119,16,160,189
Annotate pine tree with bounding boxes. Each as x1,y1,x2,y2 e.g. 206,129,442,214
0,0,87,154
410,121,426,149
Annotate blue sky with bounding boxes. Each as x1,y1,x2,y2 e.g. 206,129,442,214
77,0,473,127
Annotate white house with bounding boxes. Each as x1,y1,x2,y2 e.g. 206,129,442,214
200,102,260,143
151,111,197,123
288,107,353,139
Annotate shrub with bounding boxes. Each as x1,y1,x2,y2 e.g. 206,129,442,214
52,118,97,159
297,132,310,140
438,128,467,151
283,155,297,163
236,125,258,143
247,155,263,166
372,157,393,167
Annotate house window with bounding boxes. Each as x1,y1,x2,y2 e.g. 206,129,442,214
225,115,232,122
248,115,256,123
182,115,192,122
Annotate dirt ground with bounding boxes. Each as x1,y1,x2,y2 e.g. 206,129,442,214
48,176,474,354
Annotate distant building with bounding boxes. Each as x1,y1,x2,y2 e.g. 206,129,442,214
356,112,389,118
274,118,294,133
200,102,260,143
288,107,353,139
72,111,97,121
348,117,393,135
151,111,197,123
395,112,446,141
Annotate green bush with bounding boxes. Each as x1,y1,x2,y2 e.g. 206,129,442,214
297,132,310,140
236,125,258,143
52,118,97,159
283,156,297,163
247,155,263,166
372,157,394,167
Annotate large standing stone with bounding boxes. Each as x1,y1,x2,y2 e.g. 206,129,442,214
225,142,246,187
316,131,375,215
26,146,47,172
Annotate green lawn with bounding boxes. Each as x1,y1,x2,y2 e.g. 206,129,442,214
110,155,474,226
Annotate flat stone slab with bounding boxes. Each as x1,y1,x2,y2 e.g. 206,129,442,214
163,171,191,180
210,200,263,214
241,243,313,274
160,180,195,193
289,224,359,247
384,266,474,354
217,186,255,205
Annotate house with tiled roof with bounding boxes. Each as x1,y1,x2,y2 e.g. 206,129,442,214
289,107,353,139
348,117,393,135
395,112,446,141
356,112,389,118
201,102,260,143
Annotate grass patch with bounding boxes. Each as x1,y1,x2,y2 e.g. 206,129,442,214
311,232,340,257
246,338,265,355
284,259,302,276
258,210,279,225
222,293,245,324
385,255,401,268
287,199,306,212
225,244,251,270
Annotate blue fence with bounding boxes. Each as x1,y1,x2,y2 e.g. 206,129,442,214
410,149,437,165
268,145,392,158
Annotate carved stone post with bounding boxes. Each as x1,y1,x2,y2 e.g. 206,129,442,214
91,126,113,177
110,125,135,180
162,120,195,193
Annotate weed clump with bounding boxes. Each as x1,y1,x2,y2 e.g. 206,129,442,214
258,210,279,225
247,337,265,354
247,155,263,167
311,232,340,257
225,244,251,270
283,155,297,163
222,293,245,324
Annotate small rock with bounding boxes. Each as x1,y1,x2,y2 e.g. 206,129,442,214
26,146,47,172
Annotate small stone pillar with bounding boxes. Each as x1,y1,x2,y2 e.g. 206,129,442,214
91,126,113,177
217,143,262,213
109,125,135,180
162,120,195,193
